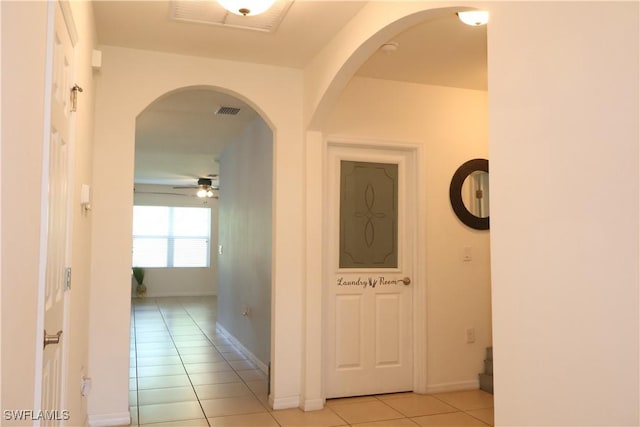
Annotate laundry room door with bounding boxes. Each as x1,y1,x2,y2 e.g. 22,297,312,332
325,142,416,398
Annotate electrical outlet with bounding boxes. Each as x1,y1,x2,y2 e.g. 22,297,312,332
466,328,476,343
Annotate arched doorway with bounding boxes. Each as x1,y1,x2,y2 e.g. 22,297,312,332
128,86,274,423
88,48,307,415
301,4,491,409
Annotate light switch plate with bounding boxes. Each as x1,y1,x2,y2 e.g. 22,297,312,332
463,246,472,262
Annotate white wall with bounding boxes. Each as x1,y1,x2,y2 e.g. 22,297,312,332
133,185,218,297
1,1,97,424
324,76,491,389
488,2,639,426
218,117,273,367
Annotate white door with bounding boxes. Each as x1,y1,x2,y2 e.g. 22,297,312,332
325,143,416,398
39,2,75,423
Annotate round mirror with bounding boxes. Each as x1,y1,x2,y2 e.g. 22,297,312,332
462,170,489,218
449,158,489,230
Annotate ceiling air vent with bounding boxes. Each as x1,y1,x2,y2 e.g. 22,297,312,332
170,0,293,33
216,106,241,115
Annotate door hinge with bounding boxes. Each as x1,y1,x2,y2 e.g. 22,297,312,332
65,267,72,290
70,84,83,113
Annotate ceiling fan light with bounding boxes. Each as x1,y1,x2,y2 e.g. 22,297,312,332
457,10,489,26
206,189,215,198
217,0,276,16
197,188,207,198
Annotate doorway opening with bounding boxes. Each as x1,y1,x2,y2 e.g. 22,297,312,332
131,86,274,389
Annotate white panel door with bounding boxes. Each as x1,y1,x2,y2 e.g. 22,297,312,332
325,143,416,398
40,2,74,424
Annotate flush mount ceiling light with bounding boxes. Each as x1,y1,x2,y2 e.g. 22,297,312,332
217,0,277,16
171,1,292,32
457,10,489,26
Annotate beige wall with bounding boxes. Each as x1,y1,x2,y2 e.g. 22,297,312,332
324,76,491,389
133,185,218,297
488,2,639,425
218,116,273,367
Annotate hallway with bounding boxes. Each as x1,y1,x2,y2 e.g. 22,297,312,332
129,297,494,426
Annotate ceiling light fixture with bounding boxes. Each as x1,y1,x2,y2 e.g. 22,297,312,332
457,10,489,26
195,178,217,198
197,185,216,198
217,0,276,16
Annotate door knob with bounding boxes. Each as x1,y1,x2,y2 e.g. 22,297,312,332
401,277,411,286
44,330,62,348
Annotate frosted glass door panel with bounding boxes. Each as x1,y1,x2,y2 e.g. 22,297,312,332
340,161,398,268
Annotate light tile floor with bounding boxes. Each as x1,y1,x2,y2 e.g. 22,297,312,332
129,297,494,427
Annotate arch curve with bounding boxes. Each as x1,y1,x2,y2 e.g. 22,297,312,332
305,3,479,130
136,84,276,132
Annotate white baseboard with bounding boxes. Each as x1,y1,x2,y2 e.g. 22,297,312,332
215,324,268,374
270,394,301,410
302,398,325,411
215,325,305,411
425,379,479,394
87,411,130,427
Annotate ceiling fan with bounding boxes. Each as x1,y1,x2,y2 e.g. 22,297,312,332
173,177,219,198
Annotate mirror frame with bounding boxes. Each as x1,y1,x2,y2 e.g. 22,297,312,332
449,158,489,230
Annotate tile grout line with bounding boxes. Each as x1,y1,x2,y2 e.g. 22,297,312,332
463,408,493,426
427,392,494,426
132,297,166,427
132,297,494,427
178,298,281,426
156,300,213,427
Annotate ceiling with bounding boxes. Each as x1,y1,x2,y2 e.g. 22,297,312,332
134,90,258,187
93,1,367,69
92,1,487,188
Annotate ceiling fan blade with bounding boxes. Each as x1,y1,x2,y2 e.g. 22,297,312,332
169,177,219,191
136,191,190,197
135,190,218,199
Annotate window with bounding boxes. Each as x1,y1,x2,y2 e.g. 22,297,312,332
132,206,211,268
